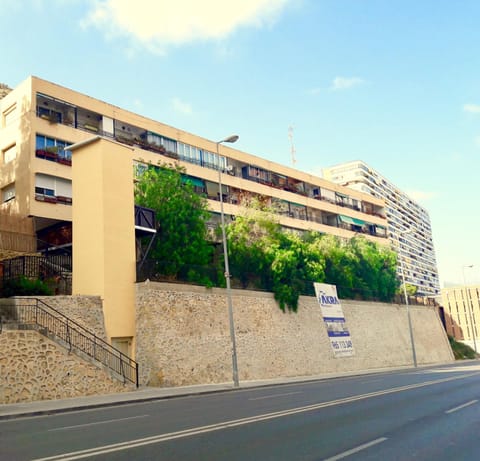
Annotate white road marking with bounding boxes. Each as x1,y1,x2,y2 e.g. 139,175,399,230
249,391,303,400
323,437,388,461
48,415,150,431
33,371,480,461
445,399,478,414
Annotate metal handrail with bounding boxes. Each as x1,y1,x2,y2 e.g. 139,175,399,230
0,299,138,387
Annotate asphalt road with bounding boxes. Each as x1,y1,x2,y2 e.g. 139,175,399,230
2,362,480,460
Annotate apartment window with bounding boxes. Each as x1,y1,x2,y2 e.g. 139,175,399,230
2,183,15,203
146,132,177,153
3,104,16,127
36,134,72,162
35,173,72,204
134,161,148,178
2,144,16,163
178,142,202,165
37,105,62,123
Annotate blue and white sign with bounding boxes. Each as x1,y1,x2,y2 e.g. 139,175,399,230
314,283,354,357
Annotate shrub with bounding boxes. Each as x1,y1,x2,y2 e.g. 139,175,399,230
448,335,477,360
1,276,53,297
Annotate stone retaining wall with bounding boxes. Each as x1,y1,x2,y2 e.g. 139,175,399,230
9,296,108,341
0,330,130,403
136,282,454,387
0,296,131,404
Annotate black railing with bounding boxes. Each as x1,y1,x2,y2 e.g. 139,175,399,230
0,299,138,387
2,254,72,279
134,205,156,231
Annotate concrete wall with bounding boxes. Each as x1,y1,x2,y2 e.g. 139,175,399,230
136,282,454,387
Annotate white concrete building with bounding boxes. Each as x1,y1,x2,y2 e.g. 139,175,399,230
323,161,440,296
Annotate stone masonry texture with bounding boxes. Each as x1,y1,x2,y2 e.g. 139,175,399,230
0,296,132,404
0,331,129,403
136,282,454,387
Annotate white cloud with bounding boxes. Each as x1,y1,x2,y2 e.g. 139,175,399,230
406,190,437,203
463,103,480,114
331,77,365,91
172,97,193,116
475,136,480,147
83,0,290,54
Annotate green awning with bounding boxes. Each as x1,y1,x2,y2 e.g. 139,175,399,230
339,215,365,226
182,175,205,188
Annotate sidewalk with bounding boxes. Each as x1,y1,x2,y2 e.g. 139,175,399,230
0,367,414,420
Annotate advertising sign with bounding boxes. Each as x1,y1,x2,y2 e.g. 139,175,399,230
314,283,354,357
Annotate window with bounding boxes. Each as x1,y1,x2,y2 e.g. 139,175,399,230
2,144,16,163
178,142,202,164
2,183,15,203
3,104,16,127
35,173,72,204
133,161,148,178
37,106,62,123
146,132,177,153
36,134,72,163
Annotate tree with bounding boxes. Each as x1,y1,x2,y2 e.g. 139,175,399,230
314,234,356,298
225,200,399,310
226,202,326,312
226,201,280,290
348,236,398,301
399,283,418,296
135,163,213,280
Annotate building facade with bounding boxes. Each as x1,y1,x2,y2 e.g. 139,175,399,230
1,77,388,256
442,286,480,351
323,161,440,296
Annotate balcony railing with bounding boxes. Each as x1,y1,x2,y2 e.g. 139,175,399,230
35,149,72,166
0,299,138,386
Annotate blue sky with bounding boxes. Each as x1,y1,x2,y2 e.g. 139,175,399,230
2,0,480,286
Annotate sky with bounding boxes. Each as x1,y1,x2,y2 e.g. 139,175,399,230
1,0,480,287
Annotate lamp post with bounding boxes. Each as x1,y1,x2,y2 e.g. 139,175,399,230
216,134,239,387
462,264,477,354
396,227,418,368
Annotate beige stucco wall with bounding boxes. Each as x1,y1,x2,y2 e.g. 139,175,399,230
72,138,136,346
136,283,454,387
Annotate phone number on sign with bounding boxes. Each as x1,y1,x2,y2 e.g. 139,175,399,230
331,339,353,350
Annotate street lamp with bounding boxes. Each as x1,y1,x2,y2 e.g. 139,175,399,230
462,264,477,354
396,227,418,367
216,134,239,387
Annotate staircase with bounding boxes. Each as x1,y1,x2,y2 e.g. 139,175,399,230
0,298,138,387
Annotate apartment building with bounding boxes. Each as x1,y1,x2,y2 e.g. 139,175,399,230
0,77,388,258
323,161,440,296
442,286,480,351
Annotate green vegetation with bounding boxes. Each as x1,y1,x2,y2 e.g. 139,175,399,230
135,163,213,280
227,201,398,311
398,283,418,296
448,335,477,360
1,276,53,297
135,171,399,312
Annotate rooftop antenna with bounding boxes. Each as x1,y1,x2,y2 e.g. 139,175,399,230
288,125,297,166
